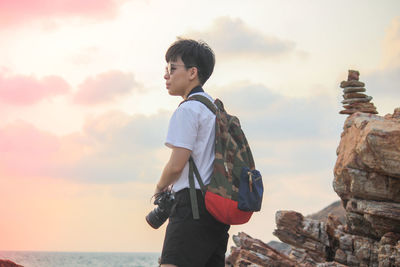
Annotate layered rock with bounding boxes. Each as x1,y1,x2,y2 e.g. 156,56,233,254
334,111,400,241
226,108,400,266
272,210,400,266
339,70,378,115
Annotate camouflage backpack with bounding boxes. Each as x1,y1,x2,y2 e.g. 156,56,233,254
185,95,263,225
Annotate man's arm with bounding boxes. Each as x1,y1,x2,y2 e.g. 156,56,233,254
155,146,191,194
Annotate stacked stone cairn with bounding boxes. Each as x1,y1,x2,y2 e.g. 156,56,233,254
339,70,378,115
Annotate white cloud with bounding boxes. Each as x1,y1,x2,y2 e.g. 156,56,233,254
362,17,400,115
382,17,400,69
184,16,296,59
212,81,343,140
58,110,170,183
68,81,343,184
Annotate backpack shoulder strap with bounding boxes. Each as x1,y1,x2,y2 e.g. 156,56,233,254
183,95,216,220
185,94,217,114
188,156,206,220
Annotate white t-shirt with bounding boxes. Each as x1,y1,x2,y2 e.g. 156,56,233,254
165,92,216,192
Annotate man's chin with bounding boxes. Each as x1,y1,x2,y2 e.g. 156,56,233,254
168,90,178,96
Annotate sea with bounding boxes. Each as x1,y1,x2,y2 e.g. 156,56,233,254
0,251,160,267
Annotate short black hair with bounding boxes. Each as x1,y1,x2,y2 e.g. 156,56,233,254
165,38,215,85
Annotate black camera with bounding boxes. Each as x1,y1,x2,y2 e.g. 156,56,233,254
146,190,176,229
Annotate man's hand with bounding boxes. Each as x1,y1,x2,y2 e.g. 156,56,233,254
155,146,192,195
154,183,167,196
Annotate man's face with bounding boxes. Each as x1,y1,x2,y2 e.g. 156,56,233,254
164,57,192,97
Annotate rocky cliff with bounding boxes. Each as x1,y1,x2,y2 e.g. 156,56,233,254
226,94,400,265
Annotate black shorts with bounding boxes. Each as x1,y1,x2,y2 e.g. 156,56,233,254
160,188,230,267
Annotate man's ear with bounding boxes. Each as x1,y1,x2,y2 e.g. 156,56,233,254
189,67,198,81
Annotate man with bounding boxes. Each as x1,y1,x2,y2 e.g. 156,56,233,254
155,39,230,267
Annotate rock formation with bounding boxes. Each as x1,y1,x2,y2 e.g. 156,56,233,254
339,70,378,115
0,259,23,267
226,107,400,266
307,200,346,225
226,232,300,267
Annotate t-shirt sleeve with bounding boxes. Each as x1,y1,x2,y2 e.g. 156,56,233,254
165,104,198,150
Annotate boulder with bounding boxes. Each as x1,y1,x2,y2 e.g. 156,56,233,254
0,260,23,267
334,112,400,181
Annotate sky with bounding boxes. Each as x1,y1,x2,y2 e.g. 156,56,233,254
0,0,399,253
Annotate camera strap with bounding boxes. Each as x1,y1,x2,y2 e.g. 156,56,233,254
188,156,206,220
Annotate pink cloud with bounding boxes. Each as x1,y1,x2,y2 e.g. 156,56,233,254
73,70,140,105
0,109,168,183
0,120,97,179
0,121,60,175
0,0,121,28
0,72,70,105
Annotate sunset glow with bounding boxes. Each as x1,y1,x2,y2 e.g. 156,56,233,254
1,0,399,252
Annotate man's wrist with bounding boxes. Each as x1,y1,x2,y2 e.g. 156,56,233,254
156,183,164,191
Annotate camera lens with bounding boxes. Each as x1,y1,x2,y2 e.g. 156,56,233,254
145,207,171,229
145,191,176,229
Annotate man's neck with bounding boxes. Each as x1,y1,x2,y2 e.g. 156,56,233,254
183,84,203,99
